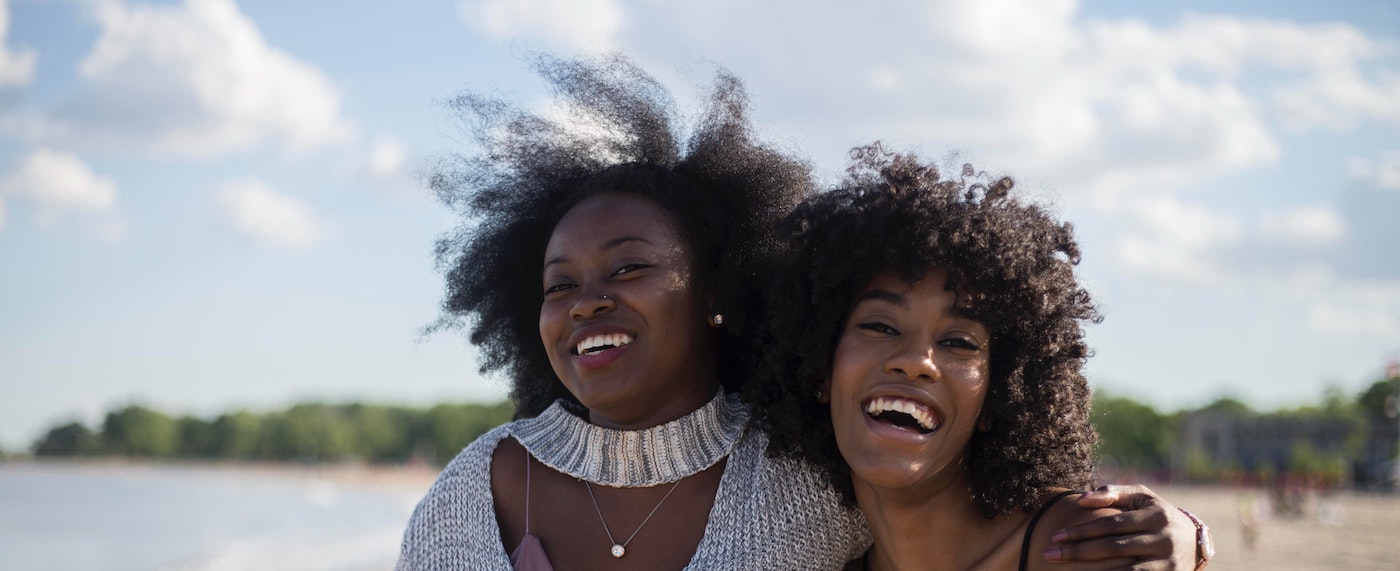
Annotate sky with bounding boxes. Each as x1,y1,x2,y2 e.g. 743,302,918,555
1,0,1398,451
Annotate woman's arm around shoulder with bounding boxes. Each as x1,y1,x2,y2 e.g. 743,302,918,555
1024,493,1135,571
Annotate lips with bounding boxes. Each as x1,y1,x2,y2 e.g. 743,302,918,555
862,395,943,435
567,325,635,370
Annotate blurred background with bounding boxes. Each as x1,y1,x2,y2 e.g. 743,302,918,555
1,0,1398,569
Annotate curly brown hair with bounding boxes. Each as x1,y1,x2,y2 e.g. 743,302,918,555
746,144,1102,517
427,54,812,417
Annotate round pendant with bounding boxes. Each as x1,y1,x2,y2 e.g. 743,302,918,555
611,544,626,558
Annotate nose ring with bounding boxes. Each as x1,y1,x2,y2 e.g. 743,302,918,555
600,294,609,300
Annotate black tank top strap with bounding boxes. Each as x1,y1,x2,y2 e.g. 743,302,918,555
1017,489,1082,571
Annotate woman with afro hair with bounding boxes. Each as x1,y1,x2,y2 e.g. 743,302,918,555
748,145,1210,570
396,53,868,571
397,54,1203,570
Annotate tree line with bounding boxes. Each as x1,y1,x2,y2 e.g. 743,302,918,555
24,401,512,466
14,375,1398,475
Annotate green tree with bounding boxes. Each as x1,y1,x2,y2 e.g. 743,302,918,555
425,402,513,464
1091,392,1173,470
1358,376,1400,419
266,404,356,461
33,422,101,456
1199,397,1254,417
102,405,177,457
175,416,219,457
212,410,264,459
348,404,410,462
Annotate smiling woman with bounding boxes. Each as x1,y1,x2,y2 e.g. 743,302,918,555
539,192,718,428
395,55,869,570
749,146,1206,570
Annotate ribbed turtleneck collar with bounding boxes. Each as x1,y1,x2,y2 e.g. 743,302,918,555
510,391,748,488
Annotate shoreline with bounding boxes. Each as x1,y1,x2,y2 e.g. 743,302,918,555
0,457,441,495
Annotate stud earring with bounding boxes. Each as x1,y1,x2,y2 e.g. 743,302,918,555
710,314,725,327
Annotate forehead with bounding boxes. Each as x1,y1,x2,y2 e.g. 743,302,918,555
546,192,685,253
858,269,979,319
861,270,950,298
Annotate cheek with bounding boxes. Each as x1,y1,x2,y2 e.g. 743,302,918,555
828,334,870,399
954,362,990,411
538,304,564,357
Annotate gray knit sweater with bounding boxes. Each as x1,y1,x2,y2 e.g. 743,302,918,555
395,403,870,570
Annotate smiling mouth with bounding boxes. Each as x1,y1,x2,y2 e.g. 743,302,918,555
864,396,941,434
573,333,634,356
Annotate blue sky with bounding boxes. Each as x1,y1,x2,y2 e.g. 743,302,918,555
1,0,1398,451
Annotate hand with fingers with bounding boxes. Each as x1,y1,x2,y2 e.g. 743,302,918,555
1045,484,1210,570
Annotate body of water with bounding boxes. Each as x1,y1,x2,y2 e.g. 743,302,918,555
0,462,425,571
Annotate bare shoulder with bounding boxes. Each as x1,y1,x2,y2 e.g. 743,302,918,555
1023,491,1134,571
489,436,527,500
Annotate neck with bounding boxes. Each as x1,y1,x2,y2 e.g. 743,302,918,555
857,470,1025,571
588,375,721,430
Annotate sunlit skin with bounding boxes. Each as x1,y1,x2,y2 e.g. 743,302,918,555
828,271,1129,571
489,192,725,570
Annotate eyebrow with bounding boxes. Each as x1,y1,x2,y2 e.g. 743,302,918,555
854,287,984,323
853,289,908,309
543,235,655,268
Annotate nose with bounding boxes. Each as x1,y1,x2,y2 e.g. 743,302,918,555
884,339,939,382
570,291,616,321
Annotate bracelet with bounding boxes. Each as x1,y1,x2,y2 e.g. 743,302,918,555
1178,508,1214,570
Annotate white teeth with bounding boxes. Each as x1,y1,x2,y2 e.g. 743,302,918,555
864,396,938,431
576,333,634,355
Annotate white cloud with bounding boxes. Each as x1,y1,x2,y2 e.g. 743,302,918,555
1258,205,1346,246
1299,273,1400,337
629,3,1393,206
1114,195,1242,285
0,0,35,89
1309,299,1400,337
368,136,407,178
1344,149,1400,188
1380,152,1400,191
868,66,904,92
461,0,624,52
0,148,118,214
216,180,327,251
0,148,124,239
22,0,350,157
1349,150,1400,191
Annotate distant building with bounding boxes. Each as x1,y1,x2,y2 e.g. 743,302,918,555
1355,416,1399,489
1172,412,1360,483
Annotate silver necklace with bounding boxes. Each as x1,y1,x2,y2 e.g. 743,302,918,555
583,478,683,558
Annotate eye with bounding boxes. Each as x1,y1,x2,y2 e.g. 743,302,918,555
611,263,650,277
856,321,899,337
543,282,576,297
939,336,984,355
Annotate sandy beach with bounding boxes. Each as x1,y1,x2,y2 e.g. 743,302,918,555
1157,485,1400,571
